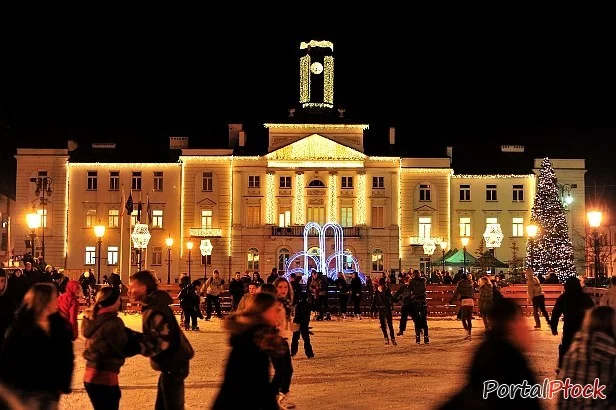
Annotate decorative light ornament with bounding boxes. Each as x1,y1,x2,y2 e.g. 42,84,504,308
131,223,151,249
264,123,369,130
266,173,275,224
200,239,213,256
300,55,310,103
356,173,366,225
483,223,504,248
452,174,534,179
266,134,366,161
323,56,334,104
328,173,338,222
295,173,305,225
423,238,436,255
299,40,334,51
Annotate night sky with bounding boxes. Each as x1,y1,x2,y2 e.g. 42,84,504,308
2,20,616,211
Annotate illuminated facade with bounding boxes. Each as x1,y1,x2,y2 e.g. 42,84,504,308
9,40,588,281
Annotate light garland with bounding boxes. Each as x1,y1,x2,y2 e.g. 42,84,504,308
368,156,400,162
299,40,334,51
229,156,233,257
300,55,310,103
302,102,334,109
180,161,185,258
398,162,402,258
328,173,338,222
266,173,275,224
268,160,364,169
189,228,222,237
266,134,366,161
69,162,181,168
64,161,69,260
356,173,366,225
179,156,232,162
295,173,305,225
401,168,452,174
264,123,369,130
452,174,534,179
323,56,334,105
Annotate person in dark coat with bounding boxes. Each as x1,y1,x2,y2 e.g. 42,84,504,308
350,271,363,319
0,283,74,409
228,272,245,311
6,269,29,307
438,298,542,410
266,268,278,284
392,275,414,336
372,277,397,345
212,292,285,410
334,272,349,319
128,270,194,410
291,292,314,359
178,276,201,331
107,271,123,291
550,276,595,370
0,269,13,350
289,273,302,307
410,270,429,344
252,272,265,286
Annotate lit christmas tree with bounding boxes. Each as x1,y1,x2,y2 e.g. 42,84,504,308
527,158,576,281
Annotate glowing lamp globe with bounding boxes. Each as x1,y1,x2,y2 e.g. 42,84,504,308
186,241,194,251
26,212,41,230
461,237,470,247
131,223,151,249
165,236,174,248
526,224,539,238
587,211,602,228
439,241,448,250
94,224,106,239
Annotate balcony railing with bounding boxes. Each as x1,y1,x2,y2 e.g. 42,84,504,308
190,228,222,237
271,226,360,237
409,236,444,245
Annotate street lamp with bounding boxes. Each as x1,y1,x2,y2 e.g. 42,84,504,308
587,211,603,281
200,239,213,280
439,241,448,272
165,236,174,284
94,224,106,283
186,241,194,279
526,224,539,272
131,223,151,271
26,212,41,255
461,237,470,273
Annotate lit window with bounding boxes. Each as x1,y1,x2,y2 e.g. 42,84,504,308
419,217,432,238
278,247,290,272
107,246,118,265
486,217,498,224
152,209,163,228
512,217,524,237
307,206,326,225
341,207,353,227
130,210,138,227
459,217,471,237
108,209,119,228
371,206,384,228
201,210,212,229
372,249,384,272
247,247,259,270
37,209,47,228
152,246,162,265
85,209,97,228
247,205,261,227
278,206,291,227
85,246,96,265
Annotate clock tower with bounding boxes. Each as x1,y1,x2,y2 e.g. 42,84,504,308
299,40,334,109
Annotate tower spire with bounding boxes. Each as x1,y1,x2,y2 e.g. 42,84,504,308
299,40,334,109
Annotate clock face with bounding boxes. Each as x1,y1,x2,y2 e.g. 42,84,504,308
310,62,323,75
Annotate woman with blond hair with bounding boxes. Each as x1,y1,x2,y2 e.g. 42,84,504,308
558,306,616,409
0,283,74,409
477,276,493,330
272,277,295,409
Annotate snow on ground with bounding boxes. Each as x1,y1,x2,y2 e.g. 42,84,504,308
61,315,562,410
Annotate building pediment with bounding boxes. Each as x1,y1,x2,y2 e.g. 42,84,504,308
266,134,366,163
414,204,437,212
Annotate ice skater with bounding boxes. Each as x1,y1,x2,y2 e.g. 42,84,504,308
372,277,397,345
450,273,475,340
291,292,314,359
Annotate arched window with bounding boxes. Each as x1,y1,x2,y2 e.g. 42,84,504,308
308,179,326,187
372,248,384,272
247,247,259,271
307,246,320,270
278,247,290,272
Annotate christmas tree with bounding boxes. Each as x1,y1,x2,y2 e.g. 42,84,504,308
527,158,576,281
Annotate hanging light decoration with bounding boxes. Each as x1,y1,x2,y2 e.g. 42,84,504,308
483,223,504,248
423,238,436,255
131,223,151,249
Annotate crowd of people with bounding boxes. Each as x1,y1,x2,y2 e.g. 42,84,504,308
0,261,615,409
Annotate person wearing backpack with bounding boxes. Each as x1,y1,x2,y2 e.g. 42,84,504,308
128,270,194,410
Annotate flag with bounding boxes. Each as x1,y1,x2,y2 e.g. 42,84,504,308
125,190,134,216
146,193,153,225
137,201,143,223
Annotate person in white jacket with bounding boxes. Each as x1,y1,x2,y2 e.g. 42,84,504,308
600,276,616,308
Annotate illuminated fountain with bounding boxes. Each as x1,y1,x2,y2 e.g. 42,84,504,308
284,222,366,283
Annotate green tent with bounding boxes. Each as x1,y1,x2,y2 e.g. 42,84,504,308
432,248,477,267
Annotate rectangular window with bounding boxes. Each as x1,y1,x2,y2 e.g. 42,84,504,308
341,207,353,227
486,217,498,224
201,210,213,229
152,246,162,266
371,206,384,228
486,184,497,201
201,254,212,266
37,209,47,228
132,172,142,191
307,206,326,225
109,171,119,191
152,209,163,228
460,184,471,201
512,184,524,202
459,217,471,237
419,184,431,201
107,246,118,265
153,172,164,191
202,172,213,191
85,209,97,228
130,248,138,266
372,176,384,189
341,176,353,189
85,246,96,265
279,176,291,188
87,171,98,191
248,175,260,188
512,217,524,237
419,217,432,238
108,209,119,228
278,206,291,227
130,210,138,227
247,205,261,227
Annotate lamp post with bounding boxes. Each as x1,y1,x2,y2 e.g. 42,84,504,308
587,211,603,281
26,212,40,255
439,241,448,272
30,176,52,259
131,223,151,271
461,237,470,273
186,241,194,279
94,224,106,283
165,236,173,284
200,239,213,280
526,224,538,272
